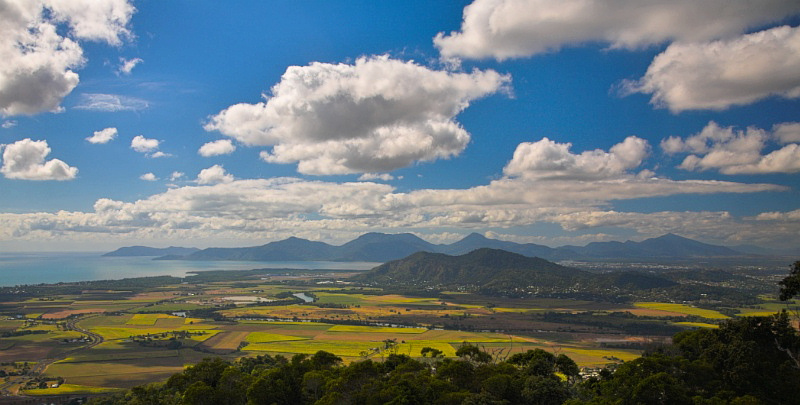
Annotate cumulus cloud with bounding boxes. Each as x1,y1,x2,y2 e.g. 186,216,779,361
130,135,159,153
0,135,790,248
0,0,135,116
624,25,800,112
358,173,395,181
435,0,800,61
75,93,149,112
662,121,800,174
205,55,509,175
117,57,142,75
503,136,649,180
0,174,788,248
139,172,157,181
86,127,117,144
0,138,77,180
198,139,236,157
196,165,234,185
170,171,185,181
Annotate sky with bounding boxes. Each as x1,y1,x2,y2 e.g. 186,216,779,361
1,0,800,252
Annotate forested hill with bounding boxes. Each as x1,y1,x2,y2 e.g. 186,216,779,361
354,248,575,287
352,248,677,297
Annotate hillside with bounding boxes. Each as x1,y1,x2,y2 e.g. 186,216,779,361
352,248,678,298
102,246,199,257
175,237,338,261
140,232,751,262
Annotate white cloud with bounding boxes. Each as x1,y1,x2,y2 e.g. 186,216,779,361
503,136,649,180
45,0,135,45
0,0,135,116
130,135,159,153
170,171,185,181
0,174,787,248
755,209,800,221
625,25,800,112
0,138,77,180
662,121,800,174
1,120,16,129
435,0,800,61
117,57,142,75
139,172,157,181
205,55,509,175
773,122,800,144
196,165,234,185
198,139,235,157
358,173,395,181
75,93,149,112
149,151,172,159
86,127,117,144
0,135,791,248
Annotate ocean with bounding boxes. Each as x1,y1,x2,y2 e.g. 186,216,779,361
0,252,379,286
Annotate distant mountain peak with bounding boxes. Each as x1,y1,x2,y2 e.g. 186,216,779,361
653,233,686,241
461,232,489,241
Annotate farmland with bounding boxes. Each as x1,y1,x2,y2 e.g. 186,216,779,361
0,264,791,399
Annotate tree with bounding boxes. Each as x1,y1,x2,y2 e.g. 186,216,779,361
456,343,493,365
779,260,800,301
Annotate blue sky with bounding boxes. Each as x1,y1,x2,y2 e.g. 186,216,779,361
1,0,800,252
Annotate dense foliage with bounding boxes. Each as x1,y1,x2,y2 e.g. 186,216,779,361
90,312,800,405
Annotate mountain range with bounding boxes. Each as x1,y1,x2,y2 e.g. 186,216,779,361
104,232,756,262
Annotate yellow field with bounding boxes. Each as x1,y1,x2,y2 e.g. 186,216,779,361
674,321,719,328
90,327,219,340
738,310,780,317
363,295,441,305
245,332,308,343
245,340,383,357
126,314,181,325
557,347,640,367
492,307,543,313
633,302,729,319
397,341,457,357
327,325,427,334
23,383,124,396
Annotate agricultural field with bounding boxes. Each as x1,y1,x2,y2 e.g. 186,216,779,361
632,302,730,319
0,267,788,398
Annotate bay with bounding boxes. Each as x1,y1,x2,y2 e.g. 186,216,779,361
0,252,379,286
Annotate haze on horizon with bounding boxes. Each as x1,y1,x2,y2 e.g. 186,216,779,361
1,0,800,253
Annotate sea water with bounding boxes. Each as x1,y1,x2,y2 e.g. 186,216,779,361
0,252,379,286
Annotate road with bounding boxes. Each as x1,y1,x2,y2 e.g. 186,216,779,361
0,315,104,397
